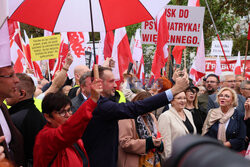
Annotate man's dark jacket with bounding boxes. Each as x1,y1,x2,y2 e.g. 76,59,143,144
82,91,170,167
9,98,46,165
71,93,87,113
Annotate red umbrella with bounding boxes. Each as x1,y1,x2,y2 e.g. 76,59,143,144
10,0,170,62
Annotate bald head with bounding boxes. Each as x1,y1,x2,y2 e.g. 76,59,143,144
74,65,90,85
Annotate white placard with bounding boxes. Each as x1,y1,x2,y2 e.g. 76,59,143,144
210,40,233,56
141,5,205,47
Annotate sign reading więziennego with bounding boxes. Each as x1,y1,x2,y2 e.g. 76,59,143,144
141,5,205,47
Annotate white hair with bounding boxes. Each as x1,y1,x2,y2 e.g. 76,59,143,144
220,72,235,82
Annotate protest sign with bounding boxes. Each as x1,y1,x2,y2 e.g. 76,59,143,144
30,34,61,61
141,5,205,47
210,40,233,56
205,57,250,73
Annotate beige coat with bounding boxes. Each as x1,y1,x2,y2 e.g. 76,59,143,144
158,107,197,160
117,113,160,167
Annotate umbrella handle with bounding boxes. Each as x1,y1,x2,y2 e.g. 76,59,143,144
94,64,99,79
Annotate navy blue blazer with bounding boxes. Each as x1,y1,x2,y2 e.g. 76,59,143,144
205,109,246,152
71,93,86,113
82,92,170,167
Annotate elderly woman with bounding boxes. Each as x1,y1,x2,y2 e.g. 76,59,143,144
158,92,196,160
185,85,207,134
118,92,163,167
202,87,246,152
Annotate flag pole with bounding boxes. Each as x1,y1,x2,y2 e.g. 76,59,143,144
89,0,96,64
204,0,231,70
243,40,248,76
166,46,172,79
183,48,187,69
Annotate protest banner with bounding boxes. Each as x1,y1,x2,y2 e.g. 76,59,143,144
210,40,233,56
30,34,61,61
205,57,250,74
141,5,205,47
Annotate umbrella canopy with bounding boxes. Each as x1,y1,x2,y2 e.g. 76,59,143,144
10,0,170,32
0,0,23,27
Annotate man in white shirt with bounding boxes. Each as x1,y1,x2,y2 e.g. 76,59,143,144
0,65,24,166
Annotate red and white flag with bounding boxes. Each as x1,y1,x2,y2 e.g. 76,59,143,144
112,27,133,81
67,32,89,79
104,31,114,60
188,0,205,84
172,46,186,64
214,55,222,76
189,32,205,84
132,29,143,62
233,51,241,75
137,56,145,81
151,9,169,79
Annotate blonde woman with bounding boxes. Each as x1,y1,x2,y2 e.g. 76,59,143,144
202,87,246,152
158,92,196,160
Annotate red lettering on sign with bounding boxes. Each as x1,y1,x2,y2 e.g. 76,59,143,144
68,32,85,58
179,9,189,18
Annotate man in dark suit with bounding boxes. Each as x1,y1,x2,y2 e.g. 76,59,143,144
71,71,91,113
0,65,24,166
207,72,246,113
82,66,190,167
6,73,46,166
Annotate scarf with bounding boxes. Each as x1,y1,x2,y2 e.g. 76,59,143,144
135,114,161,167
202,107,235,142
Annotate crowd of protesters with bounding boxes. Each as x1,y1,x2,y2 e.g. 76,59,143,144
0,52,249,167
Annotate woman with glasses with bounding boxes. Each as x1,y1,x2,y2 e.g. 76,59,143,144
33,79,102,167
158,92,196,160
202,87,246,152
185,85,207,134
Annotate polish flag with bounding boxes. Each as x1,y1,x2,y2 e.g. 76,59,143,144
112,27,133,81
188,0,205,84
137,56,145,82
151,9,169,79
0,20,11,68
172,46,186,64
10,40,27,73
233,51,242,75
104,31,114,60
132,29,143,62
51,32,69,78
189,32,205,84
214,55,222,76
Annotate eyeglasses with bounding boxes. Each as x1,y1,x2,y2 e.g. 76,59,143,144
225,80,236,83
218,94,231,99
56,108,73,117
242,88,250,90
174,97,187,101
205,81,218,84
0,73,16,78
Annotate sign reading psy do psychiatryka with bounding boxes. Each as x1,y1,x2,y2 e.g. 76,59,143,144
141,5,205,47
30,34,61,61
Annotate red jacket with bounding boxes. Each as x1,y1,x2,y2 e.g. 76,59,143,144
33,98,97,167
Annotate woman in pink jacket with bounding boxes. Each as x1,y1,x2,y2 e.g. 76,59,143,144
118,92,163,167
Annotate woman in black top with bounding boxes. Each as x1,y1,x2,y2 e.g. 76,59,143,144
185,85,207,134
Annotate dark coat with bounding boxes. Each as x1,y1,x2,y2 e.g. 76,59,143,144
82,92,171,167
207,94,246,113
71,93,86,113
0,103,24,166
9,98,46,165
205,109,246,152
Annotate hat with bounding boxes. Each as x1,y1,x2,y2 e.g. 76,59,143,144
186,83,199,93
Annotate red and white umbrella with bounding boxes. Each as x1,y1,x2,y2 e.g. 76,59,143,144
10,0,170,32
